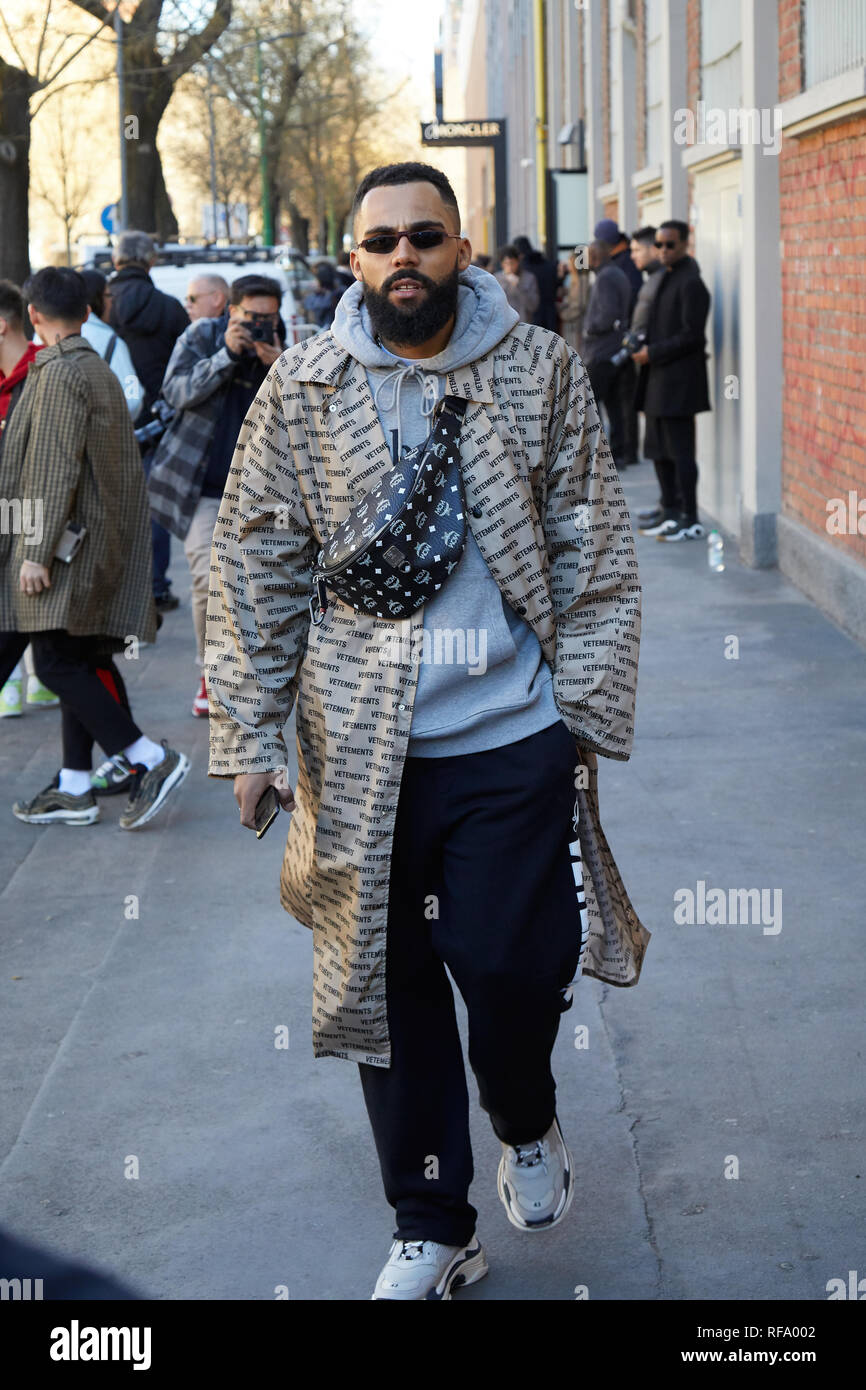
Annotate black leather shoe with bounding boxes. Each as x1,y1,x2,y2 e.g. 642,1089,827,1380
154,592,180,613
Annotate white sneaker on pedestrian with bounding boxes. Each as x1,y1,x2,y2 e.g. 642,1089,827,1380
371,1236,488,1300
497,1116,574,1231
0,676,23,717
639,512,679,537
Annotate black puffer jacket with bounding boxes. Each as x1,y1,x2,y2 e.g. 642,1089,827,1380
108,265,189,415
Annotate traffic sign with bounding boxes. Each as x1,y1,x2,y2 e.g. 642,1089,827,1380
100,203,120,234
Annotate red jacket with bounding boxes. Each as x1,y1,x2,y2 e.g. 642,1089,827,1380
0,341,43,430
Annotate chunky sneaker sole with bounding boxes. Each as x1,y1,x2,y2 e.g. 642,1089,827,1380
372,1236,489,1301
639,515,679,537
12,785,100,826
119,748,190,830
658,520,706,541
497,1116,575,1232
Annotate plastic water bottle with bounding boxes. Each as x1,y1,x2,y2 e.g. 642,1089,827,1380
707,530,725,572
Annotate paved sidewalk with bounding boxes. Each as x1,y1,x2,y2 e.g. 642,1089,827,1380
1,466,864,1301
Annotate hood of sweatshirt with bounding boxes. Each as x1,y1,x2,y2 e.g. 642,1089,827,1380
330,262,518,375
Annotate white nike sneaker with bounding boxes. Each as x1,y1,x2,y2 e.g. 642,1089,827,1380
497,1116,574,1231
372,1236,489,1300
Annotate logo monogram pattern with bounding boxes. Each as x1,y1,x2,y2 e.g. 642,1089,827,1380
206,325,647,1067
310,398,469,624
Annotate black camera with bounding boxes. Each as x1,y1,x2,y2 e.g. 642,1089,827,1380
246,322,273,342
134,397,175,449
611,328,646,368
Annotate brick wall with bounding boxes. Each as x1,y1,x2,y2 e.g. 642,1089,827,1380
601,0,611,183
687,0,701,113
778,0,803,102
684,0,702,239
779,112,866,561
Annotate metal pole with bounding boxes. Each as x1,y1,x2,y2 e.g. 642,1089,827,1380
115,5,129,232
205,56,219,241
254,31,273,245
533,0,548,248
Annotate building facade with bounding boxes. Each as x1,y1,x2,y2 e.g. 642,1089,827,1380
442,0,866,644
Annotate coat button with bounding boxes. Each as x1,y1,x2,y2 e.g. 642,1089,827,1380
471,503,482,518
398,703,406,711
328,404,337,413
514,604,526,616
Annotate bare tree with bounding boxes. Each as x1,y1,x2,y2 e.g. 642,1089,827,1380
69,0,233,240
0,0,111,280
32,92,95,263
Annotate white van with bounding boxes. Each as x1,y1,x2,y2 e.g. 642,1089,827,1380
149,259,317,347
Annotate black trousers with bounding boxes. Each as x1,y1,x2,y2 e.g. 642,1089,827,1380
643,413,699,518
0,631,141,770
587,359,626,466
358,719,587,1247
614,357,639,466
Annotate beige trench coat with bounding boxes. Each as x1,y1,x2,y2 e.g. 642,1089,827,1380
206,321,650,1066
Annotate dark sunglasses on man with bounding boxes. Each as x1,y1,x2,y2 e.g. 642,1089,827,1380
655,238,679,249
355,229,463,255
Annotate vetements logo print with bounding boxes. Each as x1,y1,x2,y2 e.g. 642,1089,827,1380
310,397,469,624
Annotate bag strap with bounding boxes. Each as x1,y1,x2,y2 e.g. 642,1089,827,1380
102,333,117,365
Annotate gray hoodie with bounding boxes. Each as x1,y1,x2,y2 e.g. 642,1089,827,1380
329,264,561,757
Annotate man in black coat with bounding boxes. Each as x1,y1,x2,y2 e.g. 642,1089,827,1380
595,219,643,468
631,220,711,542
109,231,190,610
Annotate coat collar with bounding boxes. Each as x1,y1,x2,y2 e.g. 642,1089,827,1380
30,333,96,366
281,329,498,405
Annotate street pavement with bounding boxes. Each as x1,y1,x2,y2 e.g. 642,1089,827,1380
1,460,864,1302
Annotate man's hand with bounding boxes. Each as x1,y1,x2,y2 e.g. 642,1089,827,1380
224,319,254,357
234,768,296,830
253,332,282,368
19,560,51,595
631,345,650,366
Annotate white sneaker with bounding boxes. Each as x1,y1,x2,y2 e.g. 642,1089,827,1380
25,675,60,707
371,1236,488,1300
0,677,23,717
639,513,679,537
497,1116,574,1231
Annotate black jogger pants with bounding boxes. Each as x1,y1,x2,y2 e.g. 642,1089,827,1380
357,718,588,1247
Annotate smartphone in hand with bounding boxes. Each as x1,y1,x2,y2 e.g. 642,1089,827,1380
254,784,281,839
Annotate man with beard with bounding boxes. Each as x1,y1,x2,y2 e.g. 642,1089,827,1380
206,162,646,1299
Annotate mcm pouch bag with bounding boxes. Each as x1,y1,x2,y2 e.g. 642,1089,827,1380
309,395,469,625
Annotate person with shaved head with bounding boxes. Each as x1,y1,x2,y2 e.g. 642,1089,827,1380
184,275,230,322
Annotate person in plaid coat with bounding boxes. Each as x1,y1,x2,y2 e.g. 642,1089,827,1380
0,267,189,829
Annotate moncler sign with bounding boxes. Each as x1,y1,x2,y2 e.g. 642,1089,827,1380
422,120,502,140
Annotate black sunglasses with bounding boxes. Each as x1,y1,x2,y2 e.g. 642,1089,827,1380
655,239,679,249
355,229,462,255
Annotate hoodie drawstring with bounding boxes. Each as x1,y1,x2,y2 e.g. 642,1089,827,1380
372,363,440,459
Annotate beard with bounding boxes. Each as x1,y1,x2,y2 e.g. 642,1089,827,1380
361,263,460,348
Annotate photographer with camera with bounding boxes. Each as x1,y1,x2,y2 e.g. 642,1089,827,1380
147,275,286,717
580,240,632,471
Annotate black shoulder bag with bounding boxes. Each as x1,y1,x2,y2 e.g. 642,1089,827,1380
309,395,469,625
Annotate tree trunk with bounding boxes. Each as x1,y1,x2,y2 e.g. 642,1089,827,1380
0,59,33,283
288,200,309,255
124,70,178,239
